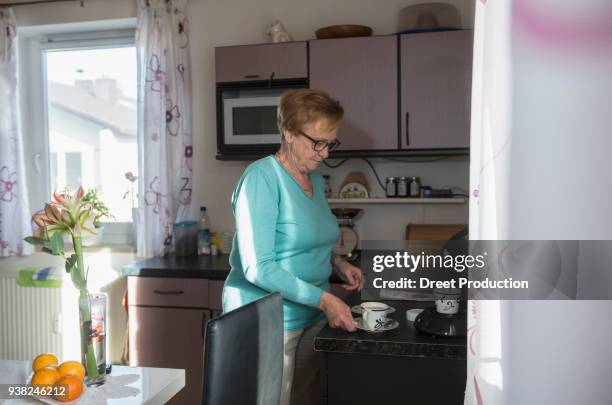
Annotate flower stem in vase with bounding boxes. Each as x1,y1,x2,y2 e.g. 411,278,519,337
73,235,102,385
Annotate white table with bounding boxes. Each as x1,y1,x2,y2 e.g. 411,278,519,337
0,360,185,405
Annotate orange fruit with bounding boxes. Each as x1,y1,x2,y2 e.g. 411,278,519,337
58,361,86,381
32,353,58,372
54,375,83,402
31,367,60,386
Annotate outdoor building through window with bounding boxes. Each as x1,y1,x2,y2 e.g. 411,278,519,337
45,46,138,223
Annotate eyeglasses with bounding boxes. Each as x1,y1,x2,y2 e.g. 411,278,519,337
297,130,341,152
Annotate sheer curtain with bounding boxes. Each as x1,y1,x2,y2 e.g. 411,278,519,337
0,8,32,257
467,0,612,404
136,0,193,257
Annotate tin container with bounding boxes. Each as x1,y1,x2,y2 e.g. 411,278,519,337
385,177,397,198
397,177,409,197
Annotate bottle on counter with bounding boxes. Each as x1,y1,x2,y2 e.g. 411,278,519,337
409,176,421,197
198,206,211,255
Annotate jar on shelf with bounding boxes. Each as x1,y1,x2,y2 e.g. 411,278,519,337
397,177,409,197
409,176,421,197
385,177,397,198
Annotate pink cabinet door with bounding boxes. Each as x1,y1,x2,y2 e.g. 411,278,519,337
309,36,398,151
400,30,473,149
129,306,209,405
215,42,307,82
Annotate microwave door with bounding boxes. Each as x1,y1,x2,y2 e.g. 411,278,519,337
223,96,281,145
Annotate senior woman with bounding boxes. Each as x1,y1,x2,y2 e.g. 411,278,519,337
222,89,363,405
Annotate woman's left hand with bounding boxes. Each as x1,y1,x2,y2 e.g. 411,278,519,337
335,259,364,291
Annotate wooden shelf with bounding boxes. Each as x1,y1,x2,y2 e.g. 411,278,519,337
327,197,466,204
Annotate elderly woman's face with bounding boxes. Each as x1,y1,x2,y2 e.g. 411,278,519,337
285,119,338,173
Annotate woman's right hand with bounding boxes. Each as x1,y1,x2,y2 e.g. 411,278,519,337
319,292,357,332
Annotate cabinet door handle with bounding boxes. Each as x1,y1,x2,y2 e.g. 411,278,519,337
405,112,410,146
153,289,184,295
244,74,260,79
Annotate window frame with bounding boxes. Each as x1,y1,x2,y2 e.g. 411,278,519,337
19,22,138,246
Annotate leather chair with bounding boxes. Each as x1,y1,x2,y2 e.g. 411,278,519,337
202,293,283,405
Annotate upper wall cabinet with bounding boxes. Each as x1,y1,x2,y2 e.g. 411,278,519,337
215,42,308,83
400,30,473,149
309,36,398,151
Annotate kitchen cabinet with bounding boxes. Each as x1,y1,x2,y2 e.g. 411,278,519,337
129,306,208,405
128,276,211,405
317,298,466,405
309,36,398,151
400,30,473,150
215,42,308,83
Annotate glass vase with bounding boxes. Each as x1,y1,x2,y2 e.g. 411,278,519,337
78,293,107,386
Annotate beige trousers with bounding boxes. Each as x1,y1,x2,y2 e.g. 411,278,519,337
280,319,326,405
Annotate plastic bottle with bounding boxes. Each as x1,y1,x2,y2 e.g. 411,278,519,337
198,206,211,255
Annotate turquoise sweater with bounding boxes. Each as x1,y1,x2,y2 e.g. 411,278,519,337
222,156,340,331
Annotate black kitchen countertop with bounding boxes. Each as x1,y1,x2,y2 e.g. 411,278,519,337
122,254,231,279
315,295,467,360
122,253,345,283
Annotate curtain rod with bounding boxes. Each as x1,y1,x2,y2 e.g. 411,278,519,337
1,0,82,7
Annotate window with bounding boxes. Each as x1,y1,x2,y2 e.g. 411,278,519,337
20,24,138,244
45,46,138,223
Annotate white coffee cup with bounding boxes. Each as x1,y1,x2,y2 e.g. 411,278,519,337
360,302,389,331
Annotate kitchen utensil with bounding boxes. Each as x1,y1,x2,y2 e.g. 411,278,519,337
406,308,424,322
338,171,370,198
331,208,362,259
351,304,396,315
397,3,460,33
413,306,466,337
173,221,198,256
315,24,373,39
360,302,389,331
355,317,399,333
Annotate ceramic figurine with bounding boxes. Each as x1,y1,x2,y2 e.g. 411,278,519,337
267,20,292,43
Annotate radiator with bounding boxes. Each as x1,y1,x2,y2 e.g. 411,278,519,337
0,277,63,361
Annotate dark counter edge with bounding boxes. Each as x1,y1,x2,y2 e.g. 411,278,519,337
122,254,231,280
314,336,467,361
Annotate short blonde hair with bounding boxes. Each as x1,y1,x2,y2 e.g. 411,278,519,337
277,89,344,137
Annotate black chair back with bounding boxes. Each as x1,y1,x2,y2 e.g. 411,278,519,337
202,293,283,405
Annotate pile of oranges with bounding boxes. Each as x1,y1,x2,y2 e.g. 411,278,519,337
31,353,85,402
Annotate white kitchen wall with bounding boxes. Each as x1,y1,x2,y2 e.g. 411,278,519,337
12,0,475,243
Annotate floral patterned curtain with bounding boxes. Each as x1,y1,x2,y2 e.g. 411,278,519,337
0,8,32,257
136,0,192,257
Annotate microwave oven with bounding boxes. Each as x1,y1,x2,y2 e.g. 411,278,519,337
216,80,307,157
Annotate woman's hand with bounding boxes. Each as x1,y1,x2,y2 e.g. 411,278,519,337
319,292,357,332
334,258,364,291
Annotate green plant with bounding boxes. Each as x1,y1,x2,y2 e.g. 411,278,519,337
24,187,100,381
82,189,113,227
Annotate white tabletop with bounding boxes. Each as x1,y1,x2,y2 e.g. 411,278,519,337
0,360,185,405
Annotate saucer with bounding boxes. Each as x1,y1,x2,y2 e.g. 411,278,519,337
351,305,396,315
354,317,399,333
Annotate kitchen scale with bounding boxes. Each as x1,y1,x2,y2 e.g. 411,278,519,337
331,208,362,261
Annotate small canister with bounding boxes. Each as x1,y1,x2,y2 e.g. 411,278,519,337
397,177,409,197
409,176,421,197
385,177,397,198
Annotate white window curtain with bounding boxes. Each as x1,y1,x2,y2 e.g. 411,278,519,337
136,0,192,257
0,8,32,257
467,1,612,404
